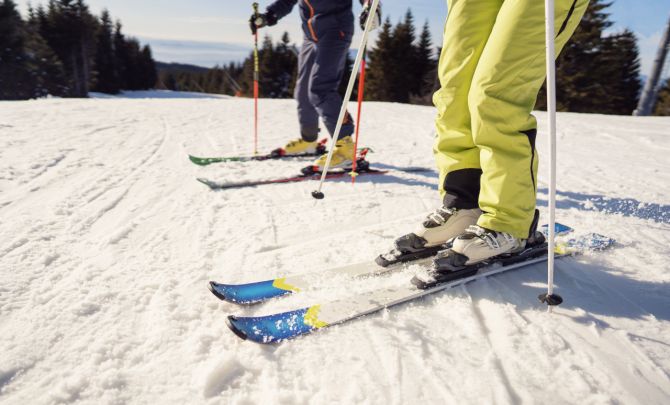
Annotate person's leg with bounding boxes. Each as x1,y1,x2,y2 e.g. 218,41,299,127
295,39,320,141
433,0,503,209
470,0,589,238
308,31,354,140
388,0,502,253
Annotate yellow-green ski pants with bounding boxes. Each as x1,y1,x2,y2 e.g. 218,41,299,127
434,0,588,238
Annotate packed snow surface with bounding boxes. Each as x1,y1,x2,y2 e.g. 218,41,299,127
1,92,669,404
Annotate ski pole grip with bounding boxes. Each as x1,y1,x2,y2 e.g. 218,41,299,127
252,2,262,26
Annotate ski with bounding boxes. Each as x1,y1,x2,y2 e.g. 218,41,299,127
197,161,432,191
188,140,327,165
209,257,435,305
197,168,386,190
209,223,577,305
225,231,614,344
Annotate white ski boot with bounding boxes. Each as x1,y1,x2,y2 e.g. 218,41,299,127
450,225,526,266
376,207,481,266
413,207,482,247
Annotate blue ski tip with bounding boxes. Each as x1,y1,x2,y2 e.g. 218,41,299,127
226,316,249,340
541,223,574,236
226,308,316,344
208,280,293,305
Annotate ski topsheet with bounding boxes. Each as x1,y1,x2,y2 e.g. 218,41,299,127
189,140,327,165
197,166,432,191
223,229,614,344
197,169,388,190
189,152,320,165
209,258,434,305
209,223,580,305
226,253,556,343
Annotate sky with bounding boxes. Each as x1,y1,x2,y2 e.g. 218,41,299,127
15,0,670,77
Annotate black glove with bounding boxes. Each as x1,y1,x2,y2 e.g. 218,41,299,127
249,12,277,35
359,1,381,31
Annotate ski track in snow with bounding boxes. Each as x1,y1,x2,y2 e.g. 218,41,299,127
0,94,669,404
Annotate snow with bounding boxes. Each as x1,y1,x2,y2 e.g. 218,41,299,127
1,91,669,404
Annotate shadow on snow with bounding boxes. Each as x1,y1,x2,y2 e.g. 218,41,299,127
455,257,670,324
537,188,670,224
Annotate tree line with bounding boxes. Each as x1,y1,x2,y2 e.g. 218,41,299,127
157,32,299,99
0,0,156,99
535,0,643,115
162,1,670,116
157,11,437,105
3,0,669,115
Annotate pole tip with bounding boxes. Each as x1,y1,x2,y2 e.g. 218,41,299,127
538,293,563,306
311,191,325,200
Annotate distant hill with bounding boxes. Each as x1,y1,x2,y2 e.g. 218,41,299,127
155,62,210,74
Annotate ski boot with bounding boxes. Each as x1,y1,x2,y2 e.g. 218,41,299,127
412,210,546,289
376,207,482,267
311,136,356,170
271,138,326,158
300,156,370,176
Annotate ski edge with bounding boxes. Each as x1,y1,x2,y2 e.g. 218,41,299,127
226,253,569,344
209,223,580,305
226,229,615,345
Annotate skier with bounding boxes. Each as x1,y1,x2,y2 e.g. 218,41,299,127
250,0,381,169
394,0,589,268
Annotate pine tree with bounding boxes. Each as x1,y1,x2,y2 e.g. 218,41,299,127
0,0,66,99
0,0,33,99
536,0,615,112
273,32,297,98
138,45,157,89
366,17,395,101
113,21,129,90
24,9,67,97
163,72,177,90
654,81,670,116
412,21,437,104
599,29,641,114
235,34,298,98
390,10,417,103
2,0,156,97
534,0,643,114
35,0,98,97
366,11,434,104
92,9,120,94
122,38,142,90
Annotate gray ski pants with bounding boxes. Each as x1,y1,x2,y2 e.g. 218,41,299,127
295,32,354,141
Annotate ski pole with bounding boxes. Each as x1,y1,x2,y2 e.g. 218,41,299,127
252,2,260,155
312,0,380,199
539,0,562,311
350,47,367,184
